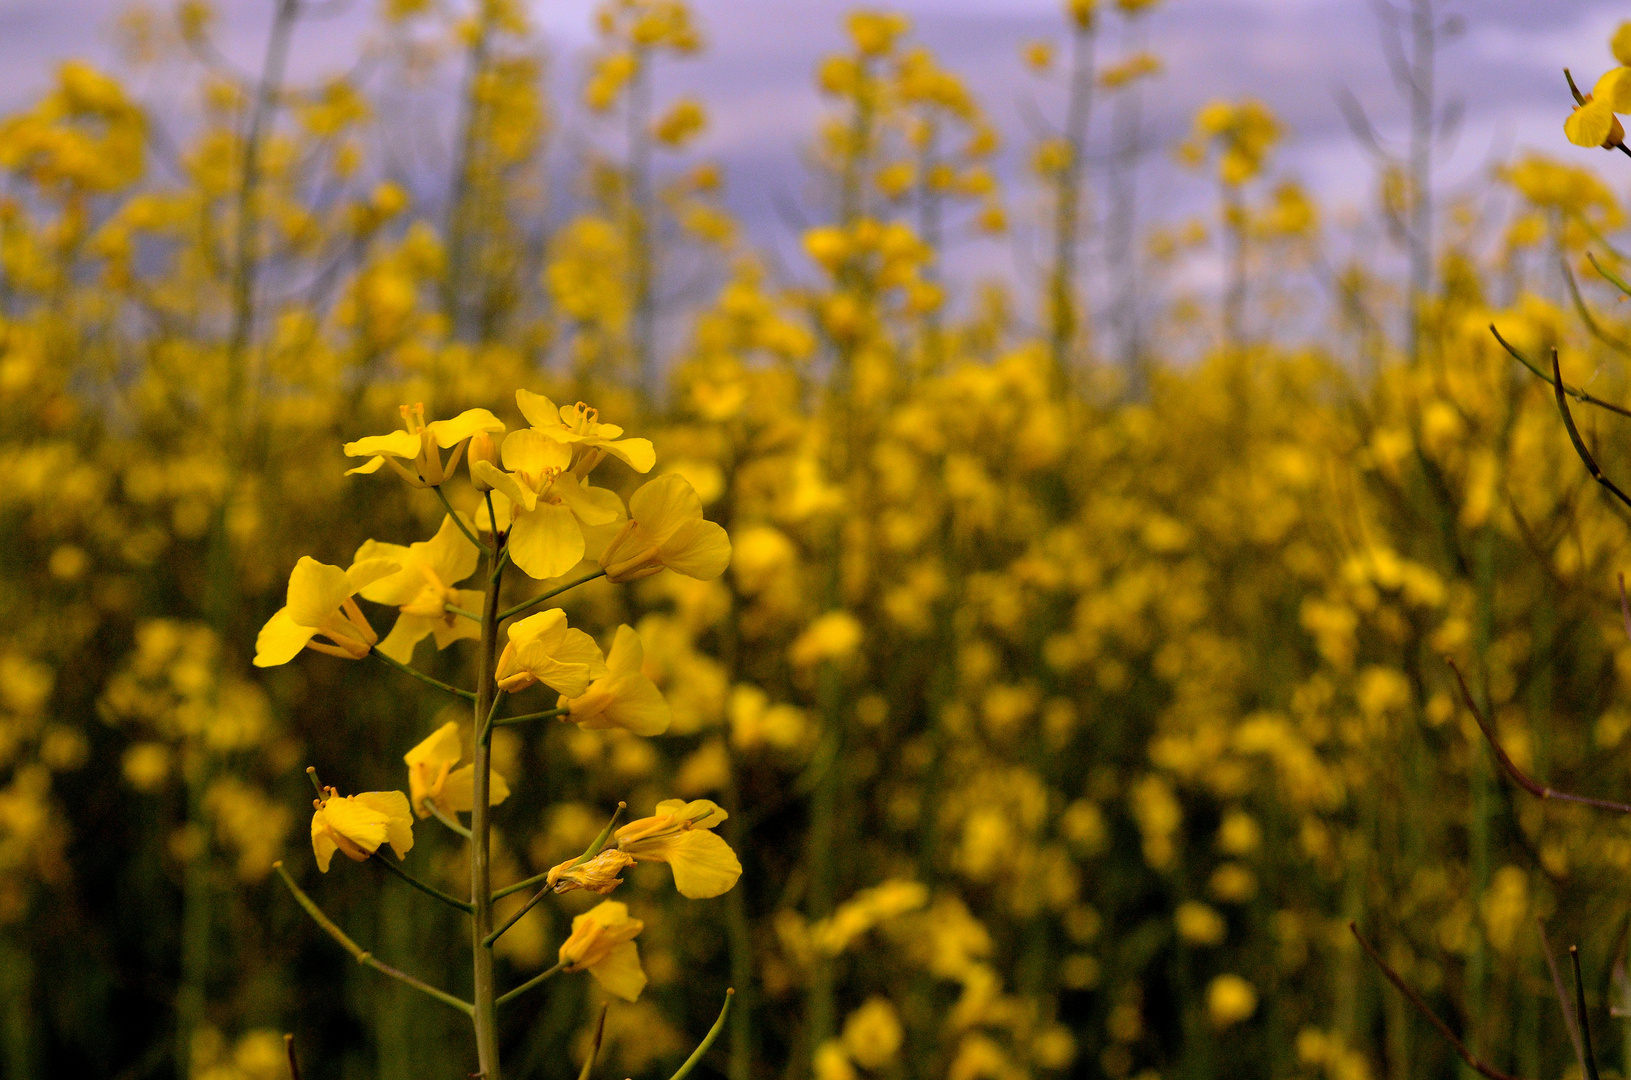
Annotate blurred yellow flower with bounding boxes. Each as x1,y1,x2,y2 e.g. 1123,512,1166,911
310,787,413,872
1206,974,1257,1027
615,797,742,897
558,900,646,1001
842,997,903,1068
253,556,399,666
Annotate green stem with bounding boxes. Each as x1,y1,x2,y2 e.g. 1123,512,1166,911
445,604,482,622
492,706,569,728
435,486,484,552
372,852,474,913
492,872,549,902
471,548,505,1077
483,885,548,947
495,961,565,1008
488,803,623,907
478,689,506,745
274,863,474,1016
498,569,607,622
371,648,476,701
670,990,735,1080
424,800,473,840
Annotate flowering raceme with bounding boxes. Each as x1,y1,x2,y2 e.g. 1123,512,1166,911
345,403,506,487
403,721,511,819
614,797,741,898
494,609,608,695
356,515,484,662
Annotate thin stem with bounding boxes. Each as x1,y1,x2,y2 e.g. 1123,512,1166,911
478,689,506,746
1548,348,1631,512
1574,946,1604,1080
274,863,474,1016
1447,658,1631,813
495,961,564,1008
284,1034,301,1080
372,852,474,913
669,989,735,1080
498,569,607,622
1349,922,1528,1080
1490,325,1631,419
424,799,473,840
579,1006,609,1080
482,884,549,947
489,803,624,906
1539,919,1589,1075
445,604,482,622
371,648,477,701
435,487,484,552
492,706,569,728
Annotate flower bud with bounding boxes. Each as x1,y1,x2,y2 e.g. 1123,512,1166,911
468,430,500,491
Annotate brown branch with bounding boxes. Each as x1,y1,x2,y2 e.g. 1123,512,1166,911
1489,326,1631,420
1447,658,1631,813
284,1034,302,1080
1349,923,1531,1080
1551,349,1631,513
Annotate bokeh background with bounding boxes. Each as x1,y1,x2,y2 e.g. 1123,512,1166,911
3,1,1631,1080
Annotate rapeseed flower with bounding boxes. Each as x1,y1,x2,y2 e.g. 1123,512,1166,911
495,609,608,696
515,390,656,476
471,429,625,580
402,721,511,820
343,403,505,487
558,900,646,1001
355,515,483,662
599,473,731,583
545,848,637,894
254,556,399,666
614,797,741,898
557,625,671,736
310,787,413,872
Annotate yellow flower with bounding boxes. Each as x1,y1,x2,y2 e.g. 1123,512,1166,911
495,608,608,696
1565,68,1631,148
615,797,742,898
515,390,655,475
355,515,483,662
254,556,399,667
1206,974,1257,1027
310,787,413,872
343,402,505,488
402,721,511,820
545,848,637,894
848,12,909,56
599,473,731,583
558,625,671,736
471,428,626,580
558,900,646,1001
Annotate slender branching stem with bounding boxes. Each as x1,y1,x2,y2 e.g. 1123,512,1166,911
445,604,482,622
424,799,473,839
371,852,474,913
284,1034,301,1080
1349,922,1528,1080
495,961,564,1008
1489,326,1631,420
482,884,549,947
478,689,506,745
669,989,735,1080
498,569,608,622
1548,349,1631,512
435,485,484,552
1573,946,1604,1080
371,648,477,701
579,1006,609,1080
492,706,569,728
490,803,623,903
274,863,474,1016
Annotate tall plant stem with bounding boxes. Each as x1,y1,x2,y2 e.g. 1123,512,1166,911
627,47,656,394
1048,15,1095,391
471,537,506,1078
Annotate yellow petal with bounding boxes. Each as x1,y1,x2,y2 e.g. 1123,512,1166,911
501,427,573,474
473,460,536,513
605,624,643,676
431,590,485,650
1614,22,1631,68
287,557,353,627
478,490,513,533
516,388,561,429
312,815,339,872
664,828,742,899
581,672,670,736
355,540,421,606
553,475,626,526
1566,99,1615,147
660,518,732,580
425,514,481,585
509,607,569,646
344,430,422,460
629,473,705,544
377,613,436,662
320,797,390,855
603,437,656,473
439,764,511,812
427,408,505,448
346,557,402,595
345,456,387,476
254,607,317,667
1599,67,1631,113
405,721,463,771
513,640,595,697
588,939,647,1001
352,791,414,859
509,503,586,580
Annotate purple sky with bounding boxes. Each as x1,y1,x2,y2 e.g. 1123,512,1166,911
0,0,1622,329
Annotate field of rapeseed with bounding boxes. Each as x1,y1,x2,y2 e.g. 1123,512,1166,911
6,2,1631,1079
